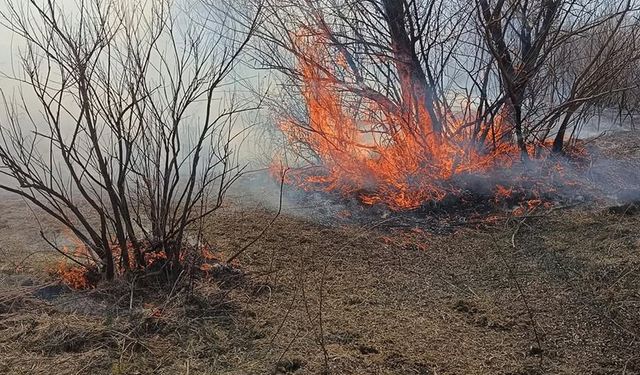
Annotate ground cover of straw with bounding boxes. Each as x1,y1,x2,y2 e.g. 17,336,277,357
1,197,639,374
0,131,639,374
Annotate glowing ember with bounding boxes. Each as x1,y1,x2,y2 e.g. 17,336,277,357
51,237,223,289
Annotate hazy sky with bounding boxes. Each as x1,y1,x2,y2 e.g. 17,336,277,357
0,0,273,172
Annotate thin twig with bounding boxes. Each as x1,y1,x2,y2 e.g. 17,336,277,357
490,233,543,359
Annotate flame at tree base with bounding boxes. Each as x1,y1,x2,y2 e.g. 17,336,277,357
51,240,225,289
274,35,572,210
278,158,584,213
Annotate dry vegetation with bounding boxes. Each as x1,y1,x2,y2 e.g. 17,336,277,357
1,180,639,374
1,1,640,374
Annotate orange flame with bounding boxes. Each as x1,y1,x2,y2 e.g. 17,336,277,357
52,235,221,288
278,35,520,210
54,262,95,289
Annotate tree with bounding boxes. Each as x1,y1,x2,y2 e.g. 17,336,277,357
229,0,521,207
203,0,640,208
476,0,639,156
252,0,471,136
0,0,260,280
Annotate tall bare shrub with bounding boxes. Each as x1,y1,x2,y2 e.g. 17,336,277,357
0,0,260,279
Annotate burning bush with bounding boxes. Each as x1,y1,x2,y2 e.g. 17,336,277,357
247,0,640,209
276,35,524,209
273,33,592,210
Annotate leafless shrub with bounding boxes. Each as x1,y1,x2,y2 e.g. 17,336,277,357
476,0,640,154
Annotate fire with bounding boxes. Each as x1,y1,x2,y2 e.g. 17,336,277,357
277,34,524,210
54,262,96,289
52,237,222,289
495,185,514,201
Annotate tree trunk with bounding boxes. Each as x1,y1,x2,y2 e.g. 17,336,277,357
382,0,442,136
512,103,529,160
552,107,577,154
104,245,115,280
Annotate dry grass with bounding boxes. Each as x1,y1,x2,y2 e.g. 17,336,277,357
197,204,640,374
1,164,639,374
0,272,266,374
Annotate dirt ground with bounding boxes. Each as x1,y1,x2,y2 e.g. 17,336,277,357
0,132,639,374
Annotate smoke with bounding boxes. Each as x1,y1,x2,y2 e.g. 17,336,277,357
230,126,640,225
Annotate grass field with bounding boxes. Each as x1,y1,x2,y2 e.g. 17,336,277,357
1,196,639,374
0,132,639,374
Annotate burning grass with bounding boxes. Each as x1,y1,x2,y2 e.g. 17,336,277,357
276,34,595,211
50,239,229,290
